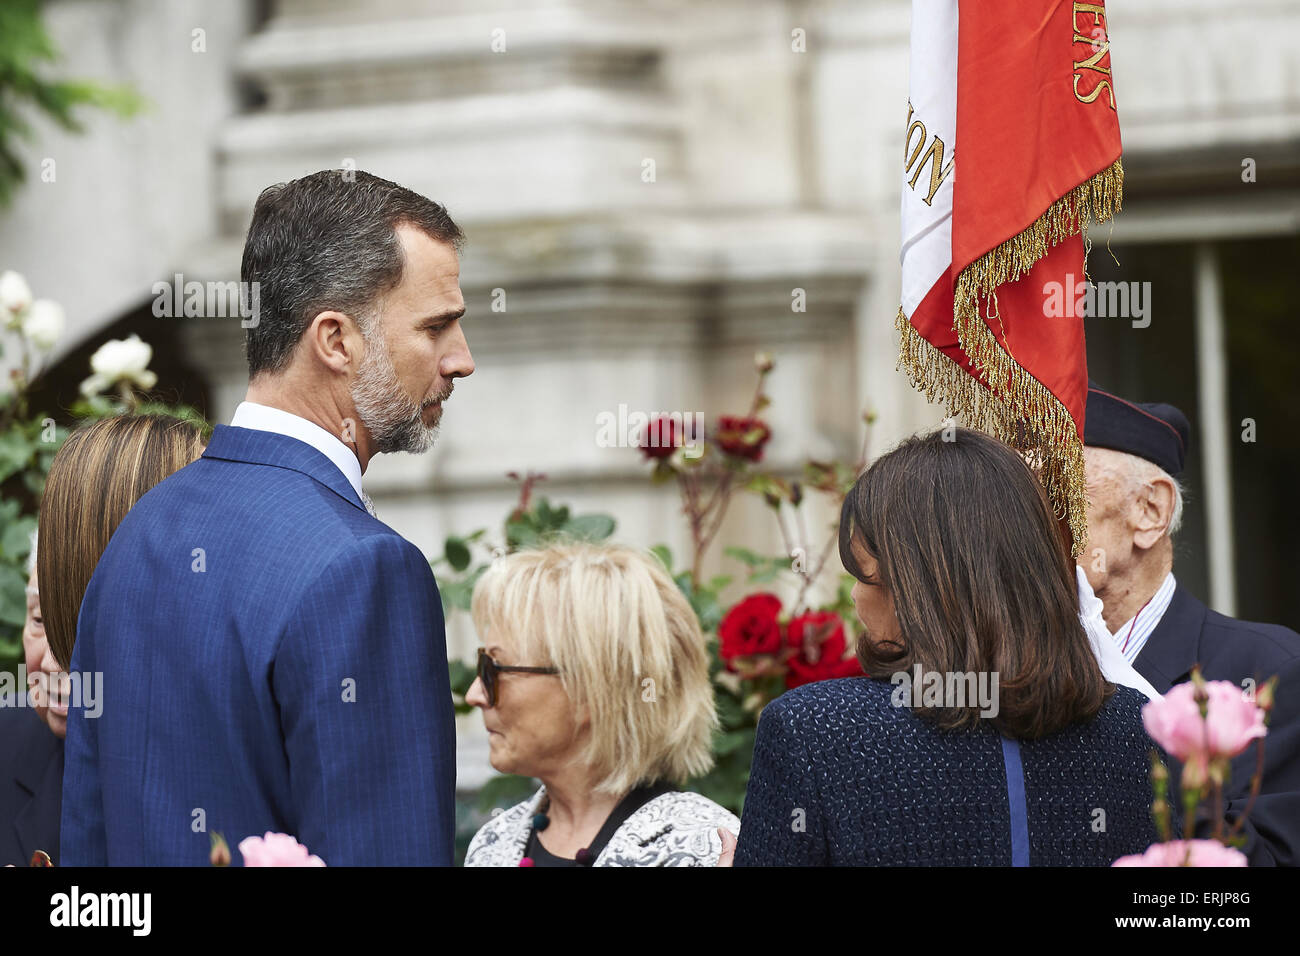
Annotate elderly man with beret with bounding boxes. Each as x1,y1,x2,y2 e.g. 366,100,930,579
1080,382,1300,865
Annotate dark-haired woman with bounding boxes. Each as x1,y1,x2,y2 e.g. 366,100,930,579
734,427,1159,866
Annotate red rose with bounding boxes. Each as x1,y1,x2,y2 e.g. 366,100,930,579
640,415,681,460
715,415,771,462
718,593,785,666
784,611,863,689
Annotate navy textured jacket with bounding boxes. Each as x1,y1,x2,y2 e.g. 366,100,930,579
1135,583,1300,866
61,425,456,866
735,677,1157,866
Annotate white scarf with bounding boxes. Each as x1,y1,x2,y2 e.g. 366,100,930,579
1076,565,1162,700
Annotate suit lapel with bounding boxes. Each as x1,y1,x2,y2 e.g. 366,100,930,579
202,425,368,514
1134,583,1208,694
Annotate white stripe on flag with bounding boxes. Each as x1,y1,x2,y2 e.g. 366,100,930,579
900,0,958,318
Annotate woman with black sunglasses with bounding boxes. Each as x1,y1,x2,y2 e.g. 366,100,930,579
462,542,738,866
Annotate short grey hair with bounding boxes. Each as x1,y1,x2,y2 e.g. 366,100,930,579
1127,455,1185,537
241,170,464,377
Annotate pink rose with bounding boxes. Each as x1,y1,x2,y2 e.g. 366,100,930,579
1141,680,1266,762
1141,683,1206,760
1112,840,1247,868
1202,681,1268,758
238,832,326,867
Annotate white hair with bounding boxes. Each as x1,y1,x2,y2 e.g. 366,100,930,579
1127,455,1185,537
470,541,717,794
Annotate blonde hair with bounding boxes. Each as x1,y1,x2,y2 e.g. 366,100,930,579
471,541,717,795
38,414,206,670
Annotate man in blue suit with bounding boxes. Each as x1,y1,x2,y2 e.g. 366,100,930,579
61,170,475,865
1081,384,1300,865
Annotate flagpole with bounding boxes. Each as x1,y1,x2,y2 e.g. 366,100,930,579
1194,241,1237,617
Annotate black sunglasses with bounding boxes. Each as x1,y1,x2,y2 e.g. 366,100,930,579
476,648,559,707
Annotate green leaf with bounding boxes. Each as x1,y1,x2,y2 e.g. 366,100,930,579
0,1,148,209
535,497,556,526
0,562,27,629
437,564,489,615
438,578,471,614
724,546,765,568
21,469,46,496
0,429,34,484
706,574,733,593
447,658,478,713
444,536,472,572
713,690,745,728
68,396,116,419
715,727,757,757
448,658,476,693
130,401,214,441
476,774,539,813
561,514,615,542
650,544,673,572
505,519,540,550
532,498,571,532
687,585,723,633
0,514,36,561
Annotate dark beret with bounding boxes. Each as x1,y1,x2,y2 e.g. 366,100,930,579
1084,383,1191,477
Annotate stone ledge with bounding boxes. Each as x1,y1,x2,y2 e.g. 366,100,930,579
240,8,676,73
219,86,681,154
177,210,874,288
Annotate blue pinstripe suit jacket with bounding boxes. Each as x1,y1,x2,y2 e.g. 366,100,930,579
60,425,456,865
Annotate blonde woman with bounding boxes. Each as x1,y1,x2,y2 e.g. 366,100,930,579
464,541,738,866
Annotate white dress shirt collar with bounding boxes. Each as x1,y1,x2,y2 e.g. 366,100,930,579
1110,572,1177,665
230,401,364,501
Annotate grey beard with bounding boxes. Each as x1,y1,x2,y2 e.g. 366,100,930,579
351,337,439,455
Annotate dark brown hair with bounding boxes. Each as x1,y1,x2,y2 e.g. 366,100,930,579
839,427,1111,738
38,415,206,670
241,170,464,376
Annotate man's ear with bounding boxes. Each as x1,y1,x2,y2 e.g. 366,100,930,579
1132,475,1175,550
304,310,363,374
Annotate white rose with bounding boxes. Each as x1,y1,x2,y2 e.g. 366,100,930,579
80,334,158,397
22,299,64,351
90,334,152,379
1,270,33,324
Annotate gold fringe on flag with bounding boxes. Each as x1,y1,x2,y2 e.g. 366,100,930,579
897,158,1124,557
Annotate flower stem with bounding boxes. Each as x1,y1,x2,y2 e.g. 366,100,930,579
117,380,137,412
1223,737,1267,841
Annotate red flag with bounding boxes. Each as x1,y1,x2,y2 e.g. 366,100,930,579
898,0,1123,553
